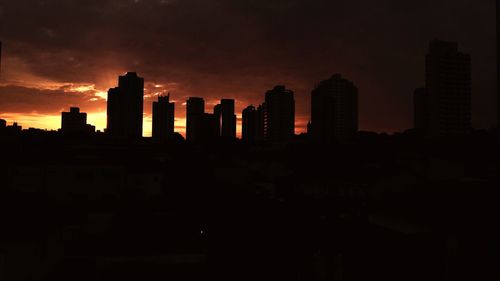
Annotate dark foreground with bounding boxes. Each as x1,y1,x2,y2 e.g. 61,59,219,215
1,130,499,281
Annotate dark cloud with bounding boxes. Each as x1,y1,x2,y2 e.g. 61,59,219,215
0,0,496,132
0,85,105,115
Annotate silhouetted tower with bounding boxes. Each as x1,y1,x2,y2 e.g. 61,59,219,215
265,86,295,141
242,105,258,142
201,113,220,141
414,88,428,132
0,119,6,130
497,0,500,128
426,40,471,137
220,99,237,138
256,104,266,141
0,41,2,79
186,97,205,143
107,72,144,138
61,107,87,133
152,94,175,140
310,74,358,143
214,103,222,136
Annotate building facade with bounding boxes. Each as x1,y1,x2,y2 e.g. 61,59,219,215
264,86,295,142
107,72,144,138
152,94,175,140
310,74,358,143
426,40,471,137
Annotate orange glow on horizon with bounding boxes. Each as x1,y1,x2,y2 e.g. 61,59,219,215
1,112,307,138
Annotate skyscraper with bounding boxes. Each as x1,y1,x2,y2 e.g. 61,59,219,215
264,86,295,142
61,107,94,134
0,41,2,79
413,88,428,132
186,97,205,143
310,74,358,143
201,113,220,141
256,103,266,141
426,40,471,137
497,0,500,128
220,99,237,138
152,94,175,140
107,72,144,138
242,105,258,142
214,103,222,136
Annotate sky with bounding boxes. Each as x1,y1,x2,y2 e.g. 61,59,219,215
0,0,497,136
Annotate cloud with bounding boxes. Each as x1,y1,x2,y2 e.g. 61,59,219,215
0,0,496,133
0,84,106,115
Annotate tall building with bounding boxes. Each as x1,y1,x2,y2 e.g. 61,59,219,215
106,72,144,138
256,103,266,141
0,41,2,79
201,113,220,141
220,99,237,138
61,107,94,134
426,40,471,137
186,97,205,143
242,105,258,142
497,0,500,128
0,119,6,130
264,86,295,142
214,103,222,136
310,74,358,143
152,94,175,140
413,88,428,132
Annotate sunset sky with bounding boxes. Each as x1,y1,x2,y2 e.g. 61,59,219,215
0,0,497,136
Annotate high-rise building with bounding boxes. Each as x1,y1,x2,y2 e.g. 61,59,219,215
242,105,258,142
426,40,471,137
310,74,358,143
0,41,2,79
213,103,222,136
152,94,175,140
413,88,428,132
497,0,500,128
256,103,266,141
0,119,6,130
106,72,144,138
220,99,237,138
186,97,205,143
201,113,220,141
264,86,295,142
61,107,95,134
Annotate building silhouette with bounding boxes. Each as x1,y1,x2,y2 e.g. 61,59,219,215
256,104,266,141
0,41,2,79
425,40,471,137
413,88,428,132
6,122,22,133
186,97,205,143
242,105,258,142
264,86,295,142
106,72,144,138
152,94,175,140
219,99,237,138
214,103,222,137
497,0,500,128
61,107,95,134
201,113,220,141
310,74,358,143
0,119,6,130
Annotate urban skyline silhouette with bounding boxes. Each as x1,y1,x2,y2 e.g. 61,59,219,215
0,1,499,280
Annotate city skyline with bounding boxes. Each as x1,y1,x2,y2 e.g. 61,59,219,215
1,2,500,279
0,0,497,137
